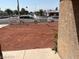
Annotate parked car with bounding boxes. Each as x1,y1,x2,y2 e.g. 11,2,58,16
47,16,59,22
20,15,34,23
20,15,34,19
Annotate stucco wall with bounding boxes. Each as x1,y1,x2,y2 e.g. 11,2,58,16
58,0,79,59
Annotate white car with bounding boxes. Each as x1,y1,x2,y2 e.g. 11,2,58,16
47,16,59,22
20,15,34,23
20,15,34,19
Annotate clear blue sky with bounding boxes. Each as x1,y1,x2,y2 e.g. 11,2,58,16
0,0,59,11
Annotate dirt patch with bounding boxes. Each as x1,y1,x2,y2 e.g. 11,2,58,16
0,22,58,51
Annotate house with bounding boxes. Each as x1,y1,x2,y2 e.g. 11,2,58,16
46,10,59,17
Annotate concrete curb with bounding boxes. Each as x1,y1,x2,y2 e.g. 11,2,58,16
3,48,60,59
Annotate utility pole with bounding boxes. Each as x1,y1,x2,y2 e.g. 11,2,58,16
17,0,20,22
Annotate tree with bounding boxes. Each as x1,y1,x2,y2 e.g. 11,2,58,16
39,9,44,16
20,8,26,15
34,9,44,16
55,7,58,11
13,10,18,15
0,10,3,16
34,11,40,16
5,9,13,16
3,12,8,16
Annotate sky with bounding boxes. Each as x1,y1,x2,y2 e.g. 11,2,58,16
0,0,59,11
